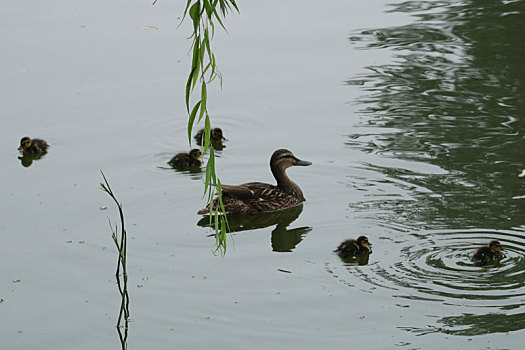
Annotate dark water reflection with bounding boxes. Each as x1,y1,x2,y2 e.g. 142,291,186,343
338,253,371,266
347,0,525,229
344,0,525,337
18,153,47,167
197,204,311,252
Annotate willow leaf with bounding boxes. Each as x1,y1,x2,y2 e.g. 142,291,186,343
189,2,201,33
187,100,202,144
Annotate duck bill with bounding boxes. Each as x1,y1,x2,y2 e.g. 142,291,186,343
294,158,312,166
17,146,22,151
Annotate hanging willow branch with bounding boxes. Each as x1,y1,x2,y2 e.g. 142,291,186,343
152,0,238,254
182,0,239,254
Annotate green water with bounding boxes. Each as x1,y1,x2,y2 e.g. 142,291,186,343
1,1,524,349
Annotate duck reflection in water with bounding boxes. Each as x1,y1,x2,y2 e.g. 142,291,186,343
18,153,47,167
197,204,311,252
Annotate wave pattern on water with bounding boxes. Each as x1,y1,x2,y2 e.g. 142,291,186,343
328,227,525,335
345,0,525,230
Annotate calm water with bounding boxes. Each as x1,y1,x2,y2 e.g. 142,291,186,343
1,0,524,349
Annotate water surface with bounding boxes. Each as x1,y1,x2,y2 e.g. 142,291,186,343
1,0,524,349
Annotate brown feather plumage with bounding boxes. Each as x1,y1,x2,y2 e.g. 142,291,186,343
18,137,48,155
198,149,311,215
471,240,504,265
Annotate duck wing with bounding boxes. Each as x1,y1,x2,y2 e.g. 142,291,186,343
221,182,276,200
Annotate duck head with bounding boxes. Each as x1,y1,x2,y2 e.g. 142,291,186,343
357,236,372,253
18,137,32,152
489,240,503,253
189,148,202,160
270,149,312,170
211,128,227,142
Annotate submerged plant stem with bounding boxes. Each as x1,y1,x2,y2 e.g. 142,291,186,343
100,171,129,350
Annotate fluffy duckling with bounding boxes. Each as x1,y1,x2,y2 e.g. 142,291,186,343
198,149,311,215
194,128,226,146
334,236,372,258
168,149,202,169
18,137,49,154
471,240,504,265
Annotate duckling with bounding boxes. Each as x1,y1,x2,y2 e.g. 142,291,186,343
18,137,48,154
198,149,311,215
334,236,372,258
168,149,202,169
471,240,504,265
194,128,226,146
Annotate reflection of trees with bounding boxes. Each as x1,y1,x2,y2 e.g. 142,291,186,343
347,1,525,229
438,311,525,336
197,204,311,252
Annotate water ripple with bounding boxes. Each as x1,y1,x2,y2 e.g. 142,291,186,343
328,228,525,334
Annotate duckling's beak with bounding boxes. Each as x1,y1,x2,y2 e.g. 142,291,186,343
294,158,312,166
17,146,22,151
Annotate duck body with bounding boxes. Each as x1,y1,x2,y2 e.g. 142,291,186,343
335,236,372,258
471,240,504,265
18,137,48,154
194,128,226,146
168,149,202,169
198,149,311,215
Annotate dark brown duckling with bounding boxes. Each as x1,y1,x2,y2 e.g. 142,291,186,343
471,240,504,265
198,149,311,215
168,149,202,169
334,236,372,258
18,137,49,154
194,128,226,146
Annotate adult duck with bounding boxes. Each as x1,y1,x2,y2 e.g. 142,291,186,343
198,149,311,215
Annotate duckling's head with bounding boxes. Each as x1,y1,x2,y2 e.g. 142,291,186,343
18,137,32,151
270,149,312,170
189,148,202,160
489,240,503,252
356,236,372,252
211,128,226,141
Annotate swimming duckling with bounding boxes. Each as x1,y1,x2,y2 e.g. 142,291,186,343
194,128,226,146
18,137,49,154
198,149,311,215
471,240,504,265
334,236,372,258
168,149,202,169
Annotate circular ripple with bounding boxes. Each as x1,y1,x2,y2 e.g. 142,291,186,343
328,228,525,335
335,228,525,308
134,112,265,177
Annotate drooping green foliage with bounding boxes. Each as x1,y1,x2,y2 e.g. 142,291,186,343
182,0,239,254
